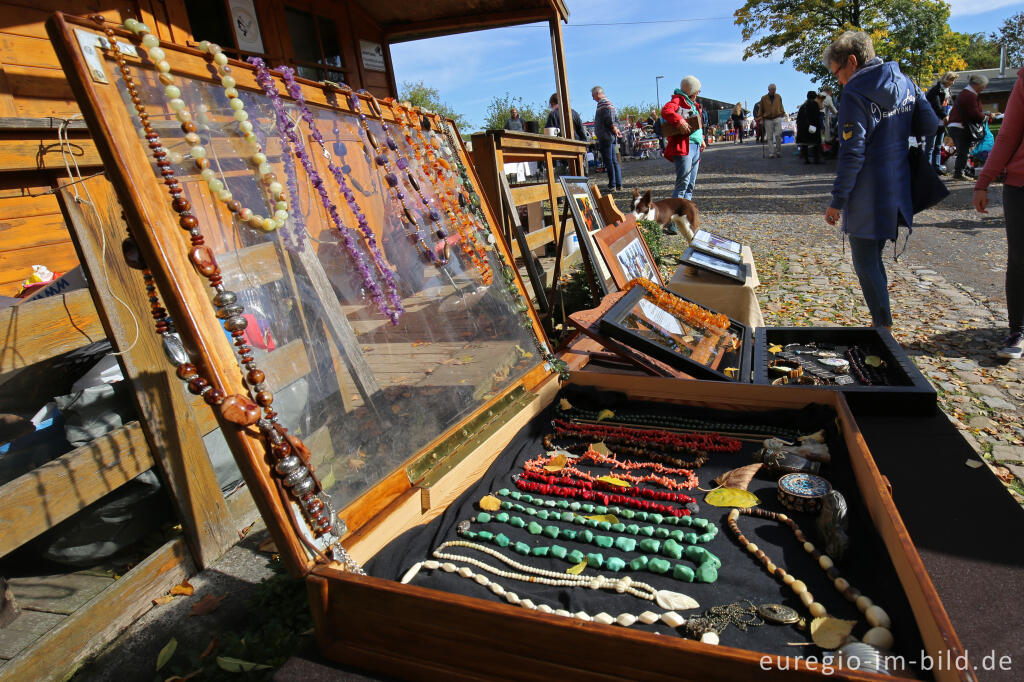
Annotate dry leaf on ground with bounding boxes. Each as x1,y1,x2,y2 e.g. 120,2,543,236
169,579,194,597
190,593,226,617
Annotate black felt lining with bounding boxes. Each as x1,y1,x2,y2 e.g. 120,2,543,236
367,387,925,674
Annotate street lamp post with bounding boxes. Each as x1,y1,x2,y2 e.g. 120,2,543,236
655,75,664,107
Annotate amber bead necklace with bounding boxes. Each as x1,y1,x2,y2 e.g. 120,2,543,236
727,507,894,650
624,278,732,333
100,17,342,545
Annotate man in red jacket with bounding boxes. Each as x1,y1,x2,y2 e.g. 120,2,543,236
973,68,1024,359
948,74,989,180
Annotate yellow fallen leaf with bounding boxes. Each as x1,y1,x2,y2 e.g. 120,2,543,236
704,487,760,508
810,616,857,649
543,453,568,472
723,367,739,379
170,579,194,597
479,495,502,511
596,475,631,487
590,442,611,456
864,355,883,367
596,409,615,422
768,344,783,353
584,514,619,524
152,595,174,606
559,398,573,410
566,558,588,575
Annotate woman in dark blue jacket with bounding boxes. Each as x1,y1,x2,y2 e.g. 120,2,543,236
823,31,939,329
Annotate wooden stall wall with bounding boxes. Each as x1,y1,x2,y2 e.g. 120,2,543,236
0,0,396,295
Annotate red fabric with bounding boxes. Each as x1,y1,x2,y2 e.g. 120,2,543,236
661,93,691,159
976,68,1024,191
948,86,984,125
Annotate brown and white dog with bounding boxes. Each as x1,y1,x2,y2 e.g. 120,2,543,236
630,189,699,240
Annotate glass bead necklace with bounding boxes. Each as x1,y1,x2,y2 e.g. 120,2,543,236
106,18,344,546
123,23,289,233
727,507,894,650
277,66,405,324
525,450,698,491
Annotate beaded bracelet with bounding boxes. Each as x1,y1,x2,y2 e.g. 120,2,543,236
456,521,720,583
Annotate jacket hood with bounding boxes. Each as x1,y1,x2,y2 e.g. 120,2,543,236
846,58,914,111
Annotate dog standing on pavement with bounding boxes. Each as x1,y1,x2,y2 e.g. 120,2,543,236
630,189,699,240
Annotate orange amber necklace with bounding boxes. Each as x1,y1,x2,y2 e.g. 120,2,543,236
625,278,731,332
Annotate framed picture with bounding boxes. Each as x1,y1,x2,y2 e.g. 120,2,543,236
599,284,750,381
691,229,743,264
595,215,663,289
681,247,748,283
228,0,265,54
559,176,614,294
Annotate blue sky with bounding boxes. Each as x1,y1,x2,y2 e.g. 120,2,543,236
390,0,1020,130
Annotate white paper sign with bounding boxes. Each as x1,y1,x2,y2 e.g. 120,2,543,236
229,0,265,53
638,298,683,336
360,40,386,71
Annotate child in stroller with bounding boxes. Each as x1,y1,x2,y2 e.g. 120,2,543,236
963,121,994,179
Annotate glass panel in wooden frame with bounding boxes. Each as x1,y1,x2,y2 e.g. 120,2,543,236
680,247,748,283
594,215,662,289
558,176,614,294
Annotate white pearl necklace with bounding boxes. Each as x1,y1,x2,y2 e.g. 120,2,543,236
122,19,289,233
401,540,702,634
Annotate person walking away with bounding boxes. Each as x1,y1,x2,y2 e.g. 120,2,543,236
925,72,957,174
823,31,938,330
752,102,763,142
947,74,989,180
505,106,524,131
759,84,785,158
591,86,623,190
731,103,745,144
973,66,1024,359
662,76,705,204
796,91,823,164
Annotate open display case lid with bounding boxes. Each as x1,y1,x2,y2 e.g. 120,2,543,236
47,12,559,577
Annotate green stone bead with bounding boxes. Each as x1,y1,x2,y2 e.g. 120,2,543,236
684,546,705,562
665,516,678,525
501,502,512,510
705,551,722,569
620,509,635,519
494,533,510,548
561,529,577,541
610,523,626,533
514,542,531,555
495,512,509,523
625,524,640,535
567,549,585,564
693,518,709,529
614,536,637,552
561,511,575,522
629,556,649,571
638,538,661,553
597,521,611,532
512,504,525,512
673,565,695,582
638,526,655,537
683,533,698,544
557,500,569,509
581,530,594,543
477,531,493,541
509,491,522,500
595,535,614,549
509,517,526,528
698,532,715,543
581,504,594,512
574,516,587,525
649,513,664,524
498,488,510,496
678,516,692,526
525,507,537,515
669,530,684,542
605,557,626,572
696,564,719,583
647,557,671,574
476,512,492,523
532,546,550,557
635,511,648,522
594,506,607,514
551,545,567,559
569,502,581,511
654,528,670,539
586,553,604,568
662,539,683,560
462,531,478,539
527,521,543,535
536,510,549,520
543,525,560,539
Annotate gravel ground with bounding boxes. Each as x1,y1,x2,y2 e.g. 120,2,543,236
609,142,1024,505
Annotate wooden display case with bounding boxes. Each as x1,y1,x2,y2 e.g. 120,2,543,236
47,13,967,680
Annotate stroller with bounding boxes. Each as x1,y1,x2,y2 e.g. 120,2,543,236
963,122,994,179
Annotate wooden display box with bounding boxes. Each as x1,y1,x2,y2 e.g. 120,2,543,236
46,14,965,681
752,327,937,416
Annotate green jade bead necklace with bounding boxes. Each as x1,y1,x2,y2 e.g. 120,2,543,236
495,488,712,530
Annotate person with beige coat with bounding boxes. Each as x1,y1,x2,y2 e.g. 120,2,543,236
758,84,785,157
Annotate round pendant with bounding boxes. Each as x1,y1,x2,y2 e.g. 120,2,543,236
818,357,851,373
758,603,800,624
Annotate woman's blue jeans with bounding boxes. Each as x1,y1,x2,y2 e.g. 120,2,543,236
671,144,700,199
598,139,622,188
848,235,892,327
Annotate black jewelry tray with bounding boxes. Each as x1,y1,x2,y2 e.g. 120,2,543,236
752,327,936,416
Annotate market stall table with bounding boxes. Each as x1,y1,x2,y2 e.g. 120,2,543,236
668,245,765,329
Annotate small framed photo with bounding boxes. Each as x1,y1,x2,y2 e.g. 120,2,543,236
691,229,743,264
681,247,748,283
599,283,750,381
559,176,614,294
595,215,663,289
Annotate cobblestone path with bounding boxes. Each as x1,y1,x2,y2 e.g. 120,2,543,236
609,142,1024,505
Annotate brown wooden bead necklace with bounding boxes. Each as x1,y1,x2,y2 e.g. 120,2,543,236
97,17,338,540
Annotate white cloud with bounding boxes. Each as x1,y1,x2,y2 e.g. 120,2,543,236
947,0,1021,16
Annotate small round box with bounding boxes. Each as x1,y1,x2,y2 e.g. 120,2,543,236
777,473,832,513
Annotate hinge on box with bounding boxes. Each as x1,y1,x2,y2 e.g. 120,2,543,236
405,385,533,487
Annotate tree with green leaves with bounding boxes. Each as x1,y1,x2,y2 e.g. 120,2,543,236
993,11,1023,69
482,92,547,132
735,0,965,87
398,80,470,132
957,32,1001,70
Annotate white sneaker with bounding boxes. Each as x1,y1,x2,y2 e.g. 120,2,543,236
996,332,1024,359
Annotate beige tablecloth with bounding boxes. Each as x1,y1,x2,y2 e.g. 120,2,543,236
667,245,765,329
